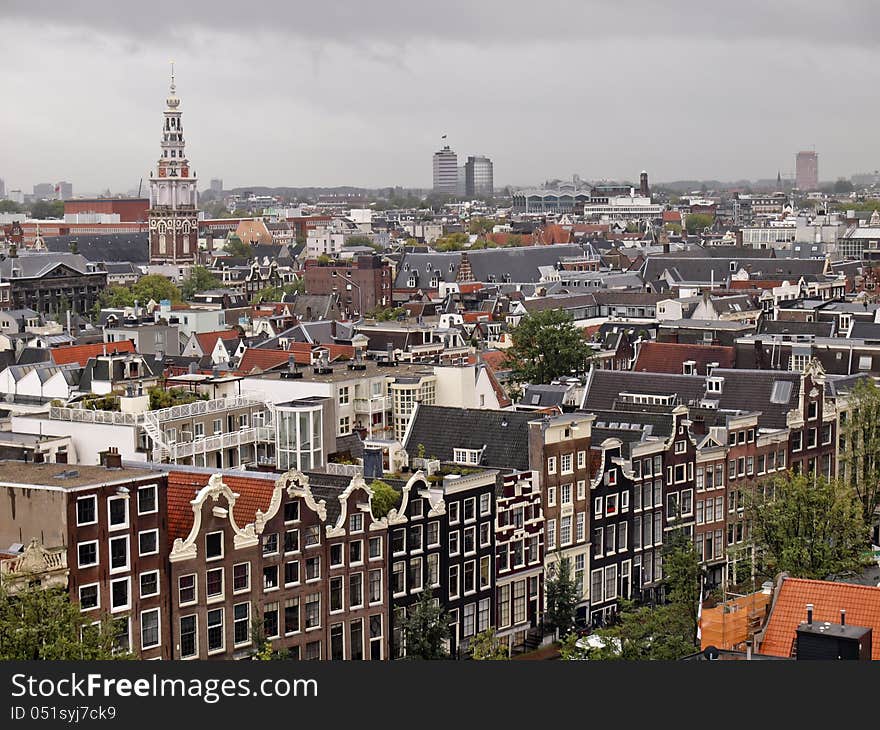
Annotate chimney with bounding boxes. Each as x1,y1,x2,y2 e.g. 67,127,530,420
806,604,814,625
101,446,123,470
840,609,846,626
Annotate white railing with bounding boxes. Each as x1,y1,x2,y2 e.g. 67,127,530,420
149,393,265,424
158,425,274,461
326,462,364,478
353,395,392,414
49,406,139,426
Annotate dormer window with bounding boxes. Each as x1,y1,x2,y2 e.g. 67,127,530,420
707,377,724,393
683,360,696,375
453,448,482,466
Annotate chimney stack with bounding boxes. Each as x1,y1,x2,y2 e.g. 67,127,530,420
806,604,814,625
840,609,846,626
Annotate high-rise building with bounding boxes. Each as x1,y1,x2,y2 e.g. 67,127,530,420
0,178,5,199
33,183,54,199
796,151,818,191
149,68,199,264
55,181,73,200
210,178,223,194
456,166,467,196
432,144,458,194
465,155,494,198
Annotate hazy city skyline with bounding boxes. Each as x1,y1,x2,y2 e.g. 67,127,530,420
3,1,879,193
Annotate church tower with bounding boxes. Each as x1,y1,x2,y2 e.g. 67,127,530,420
149,67,199,263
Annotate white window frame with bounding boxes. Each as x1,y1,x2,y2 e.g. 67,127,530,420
78,582,100,612
77,540,99,569
205,530,224,561
137,485,158,516
110,576,131,614
109,534,130,574
138,529,159,557
178,573,197,606
140,607,161,650
76,495,98,527
107,495,129,531
139,570,160,599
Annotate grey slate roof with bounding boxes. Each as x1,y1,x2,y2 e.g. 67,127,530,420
0,252,102,279
641,256,828,285
403,405,535,471
45,233,149,263
520,384,570,408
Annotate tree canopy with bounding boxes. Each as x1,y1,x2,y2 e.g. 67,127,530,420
401,589,450,659
370,479,401,519
0,584,131,660
685,212,714,234
504,308,593,385
745,470,869,581
470,628,509,660
544,555,580,639
30,199,64,219
180,266,221,300
433,233,469,252
225,235,253,258
838,378,880,531
98,274,183,310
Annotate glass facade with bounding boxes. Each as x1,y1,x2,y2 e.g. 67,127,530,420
275,402,324,472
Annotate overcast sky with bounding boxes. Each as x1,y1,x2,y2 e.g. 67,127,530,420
2,1,878,194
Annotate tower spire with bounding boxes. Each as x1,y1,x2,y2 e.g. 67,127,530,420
170,59,175,94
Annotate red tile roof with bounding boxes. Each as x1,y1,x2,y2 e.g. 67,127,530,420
662,211,682,223
458,282,483,294
195,329,240,354
479,349,511,374
759,577,880,660
166,470,276,543
536,224,573,245
237,348,290,375
728,279,786,290
633,342,735,376
51,340,135,367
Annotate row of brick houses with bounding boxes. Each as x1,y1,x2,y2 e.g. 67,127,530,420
0,357,864,656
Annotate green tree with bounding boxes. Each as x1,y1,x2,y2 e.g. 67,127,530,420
180,266,221,300
468,217,495,235
225,235,252,258
0,200,22,213
684,212,714,234
504,309,593,385
662,528,702,641
544,555,579,639
370,479,401,518
588,600,696,660
30,199,64,219
367,306,407,321
0,584,132,660
833,178,855,194
401,589,450,659
344,234,377,249
100,274,183,309
745,471,869,581
470,628,509,660
433,233,469,252
839,378,880,530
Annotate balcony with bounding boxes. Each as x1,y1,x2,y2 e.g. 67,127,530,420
157,425,274,461
353,395,392,414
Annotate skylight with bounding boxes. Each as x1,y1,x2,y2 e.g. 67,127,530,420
770,380,793,404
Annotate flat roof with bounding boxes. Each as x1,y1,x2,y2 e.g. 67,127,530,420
252,360,435,384
0,461,156,489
